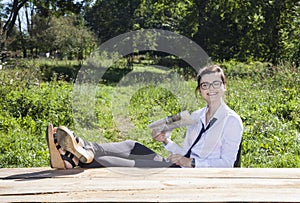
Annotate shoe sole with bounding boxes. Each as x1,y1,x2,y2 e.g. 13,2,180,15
55,126,93,164
46,124,65,169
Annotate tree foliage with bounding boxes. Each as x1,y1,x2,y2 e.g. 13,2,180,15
84,0,140,44
83,0,299,64
0,0,98,59
0,0,299,64
0,0,28,49
34,15,98,60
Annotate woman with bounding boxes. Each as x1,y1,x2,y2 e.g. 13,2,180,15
46,65,243,169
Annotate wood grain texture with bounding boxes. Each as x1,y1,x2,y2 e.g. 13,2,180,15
1,167,300,202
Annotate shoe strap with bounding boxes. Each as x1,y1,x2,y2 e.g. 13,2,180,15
61,152,77,168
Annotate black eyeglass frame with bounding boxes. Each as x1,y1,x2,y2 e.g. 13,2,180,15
200,81,223,90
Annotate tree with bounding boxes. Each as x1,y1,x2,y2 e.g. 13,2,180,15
265,0,300,64
1,0,96,57
133,0,197,36
31,0,85,17
1,0,28,50
1,0,299,64
191,0,300,64
36,15,98,60
85,0,141,44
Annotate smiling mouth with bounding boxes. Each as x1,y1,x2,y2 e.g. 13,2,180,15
207,92,217,96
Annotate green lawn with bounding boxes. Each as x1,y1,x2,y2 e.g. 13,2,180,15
0,60,299,167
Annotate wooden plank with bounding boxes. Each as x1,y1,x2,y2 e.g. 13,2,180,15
1,187,300,202
2,167,300,179
2,176,300,193
1,178,300,202
1,167,300,202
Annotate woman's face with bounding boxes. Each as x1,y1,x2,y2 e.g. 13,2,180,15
199,72,226,103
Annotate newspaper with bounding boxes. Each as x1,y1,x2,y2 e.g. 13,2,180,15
148,110,196,137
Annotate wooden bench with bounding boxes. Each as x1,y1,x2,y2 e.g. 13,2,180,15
1,167,300,202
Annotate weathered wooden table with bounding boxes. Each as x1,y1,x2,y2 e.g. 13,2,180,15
1,167,300,202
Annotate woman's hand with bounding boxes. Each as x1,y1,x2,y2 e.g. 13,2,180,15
168,154,193,167
152,130,168,143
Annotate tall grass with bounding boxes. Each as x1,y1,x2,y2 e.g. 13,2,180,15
0,59,299,167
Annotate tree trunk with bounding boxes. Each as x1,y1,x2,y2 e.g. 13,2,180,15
18,13,27,58
1,0,28,49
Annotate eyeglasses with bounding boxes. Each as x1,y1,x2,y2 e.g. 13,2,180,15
200,81,223,90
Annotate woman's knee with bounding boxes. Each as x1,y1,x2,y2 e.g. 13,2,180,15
124,140,138,147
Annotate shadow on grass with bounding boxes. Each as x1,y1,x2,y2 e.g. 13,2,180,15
41,64,134,84
40,62,195,85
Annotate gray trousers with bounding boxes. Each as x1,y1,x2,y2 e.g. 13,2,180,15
78,140,174,168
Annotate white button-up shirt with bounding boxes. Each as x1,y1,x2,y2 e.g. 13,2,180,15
165,102,243,168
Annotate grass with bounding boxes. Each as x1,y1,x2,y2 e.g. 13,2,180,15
0,58,299,168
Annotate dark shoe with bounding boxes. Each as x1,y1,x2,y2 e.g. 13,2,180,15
55,126,94,164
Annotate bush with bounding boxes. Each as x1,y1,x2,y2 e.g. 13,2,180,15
0,59,299,168
0,62,74,167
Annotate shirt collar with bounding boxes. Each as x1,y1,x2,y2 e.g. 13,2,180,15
200,101,227,126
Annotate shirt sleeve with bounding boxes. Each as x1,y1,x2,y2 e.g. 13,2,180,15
164,118,200,155
164,139,186,155
194,115,243,168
